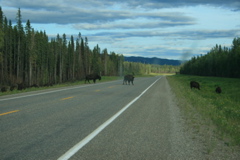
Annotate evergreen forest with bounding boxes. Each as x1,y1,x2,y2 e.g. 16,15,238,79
180,37,240,78
0,7,179,90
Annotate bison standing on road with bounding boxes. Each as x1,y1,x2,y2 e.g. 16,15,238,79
190,81,200,90
123,75,134,85
85,74,101,83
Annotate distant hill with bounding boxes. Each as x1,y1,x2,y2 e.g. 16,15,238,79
124,56,181,66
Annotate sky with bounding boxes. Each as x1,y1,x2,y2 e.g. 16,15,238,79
0,0,240,60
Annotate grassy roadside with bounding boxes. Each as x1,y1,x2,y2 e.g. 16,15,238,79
0,74,173,97
167,74,240,146
0,76,120,97
0,74,160,96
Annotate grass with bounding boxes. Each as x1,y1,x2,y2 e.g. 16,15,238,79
167,74,240,146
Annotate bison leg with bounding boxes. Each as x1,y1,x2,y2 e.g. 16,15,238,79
85,79,90,83
123,79,127,85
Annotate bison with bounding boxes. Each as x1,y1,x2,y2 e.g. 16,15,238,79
30,84,40,88
1,86,8,92
17,83,26,90
43,83,53,87
123,75,134,85
85,74,101,83
190,81,200,90
215,86,222,93
10,84,18,91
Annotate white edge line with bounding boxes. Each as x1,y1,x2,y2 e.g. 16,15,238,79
57,76,162,160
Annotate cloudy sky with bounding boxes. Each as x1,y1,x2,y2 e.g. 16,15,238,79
1,0,240,60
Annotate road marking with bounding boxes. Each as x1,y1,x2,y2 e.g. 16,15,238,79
95,90,101,92
61,97,74,100
0,110,20,116
58,77,162,160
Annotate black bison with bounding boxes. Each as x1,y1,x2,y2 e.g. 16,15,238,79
30,84,40,88
190,81,200,90
85,74,101,83
10,84,18,91
17,83,26,90
43,83,53,87
215,86,222,93
123,75,134,85
1,86,8,92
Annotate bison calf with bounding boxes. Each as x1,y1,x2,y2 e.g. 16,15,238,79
215,86,222,93
123,75,134,85
190,81,200,90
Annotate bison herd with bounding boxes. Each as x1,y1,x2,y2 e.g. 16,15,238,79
0,82,53,93
0,73,136,93
190,81,222,93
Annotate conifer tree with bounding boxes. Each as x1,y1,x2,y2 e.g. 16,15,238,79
0,7,4,83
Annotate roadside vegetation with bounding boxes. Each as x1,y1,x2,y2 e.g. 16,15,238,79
180,37,240,78
0,76,121,96
167,74,240,146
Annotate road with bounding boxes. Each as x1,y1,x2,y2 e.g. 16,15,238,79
1,76,206,160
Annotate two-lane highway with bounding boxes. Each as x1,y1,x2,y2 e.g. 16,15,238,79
1,76,163,160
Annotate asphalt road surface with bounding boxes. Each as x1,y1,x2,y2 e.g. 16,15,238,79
0,76,224,160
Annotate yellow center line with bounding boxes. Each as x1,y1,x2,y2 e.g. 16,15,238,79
61,97,74,100
0,110,20,116
95,90,101,92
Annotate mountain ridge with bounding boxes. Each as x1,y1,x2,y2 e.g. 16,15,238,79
124,56,181,66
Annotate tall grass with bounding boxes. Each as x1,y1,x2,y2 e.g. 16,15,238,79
167,74,240,145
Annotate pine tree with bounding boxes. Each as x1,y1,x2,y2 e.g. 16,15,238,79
102,48,108,76
0,7,4,84
16,8,24,81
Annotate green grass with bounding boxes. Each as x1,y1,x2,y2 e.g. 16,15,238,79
167,74,240,145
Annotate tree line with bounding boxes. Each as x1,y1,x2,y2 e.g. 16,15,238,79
0,8,125,87
180,37,240,78
0,7,180,89
123,62,180,75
